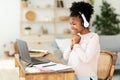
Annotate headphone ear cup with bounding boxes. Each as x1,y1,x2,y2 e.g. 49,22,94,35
80,12,89,28
82,20,89,28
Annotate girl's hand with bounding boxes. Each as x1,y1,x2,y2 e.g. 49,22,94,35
71,35,81,50
72,35,81,44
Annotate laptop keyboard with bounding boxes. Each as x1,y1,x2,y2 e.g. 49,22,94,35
31,57,50,64
31,58,42,62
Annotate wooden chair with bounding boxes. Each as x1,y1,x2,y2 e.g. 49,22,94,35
97,50,118,80
14,41,19,54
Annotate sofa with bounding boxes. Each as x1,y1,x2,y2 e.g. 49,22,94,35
99,35,120,69
43,37,70,64
44,35,120,69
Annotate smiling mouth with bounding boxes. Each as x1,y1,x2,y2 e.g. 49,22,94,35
71,29,78,34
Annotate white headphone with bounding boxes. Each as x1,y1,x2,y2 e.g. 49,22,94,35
79,12,89,28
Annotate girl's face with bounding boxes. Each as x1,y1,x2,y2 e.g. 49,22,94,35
70,16,85,35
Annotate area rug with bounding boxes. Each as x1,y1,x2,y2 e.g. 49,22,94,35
0,56,19,80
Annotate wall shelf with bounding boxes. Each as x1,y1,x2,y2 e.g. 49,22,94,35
20,0,80,49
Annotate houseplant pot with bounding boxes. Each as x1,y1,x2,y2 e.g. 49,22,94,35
24,27,31,35
92,1,120,69
92,0,120,50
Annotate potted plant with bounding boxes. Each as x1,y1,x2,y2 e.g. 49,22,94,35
92,0,120,35
21,0,28,8
24,27,31,35
92,0,120,52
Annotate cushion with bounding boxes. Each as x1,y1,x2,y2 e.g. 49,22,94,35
55,38,71,53
43,44,63,59
51,38,59,48
97,52,112,79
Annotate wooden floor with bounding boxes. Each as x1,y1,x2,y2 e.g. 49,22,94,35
0,53,120,80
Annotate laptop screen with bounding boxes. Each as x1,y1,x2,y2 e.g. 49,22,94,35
16,39,32,64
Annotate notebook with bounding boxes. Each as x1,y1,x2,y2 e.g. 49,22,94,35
16,39,50,66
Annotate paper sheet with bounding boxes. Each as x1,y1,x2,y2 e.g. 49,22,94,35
44,64,71,71
25,67,40,73
29,49,48,53
34,62,71,71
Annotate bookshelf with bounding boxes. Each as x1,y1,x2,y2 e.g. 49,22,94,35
20,0,81,49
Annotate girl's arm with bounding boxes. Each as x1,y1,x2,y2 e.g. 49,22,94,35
63,44,72,60
72,34,100,63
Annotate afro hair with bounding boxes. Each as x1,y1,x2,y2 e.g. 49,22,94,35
70,1,94,22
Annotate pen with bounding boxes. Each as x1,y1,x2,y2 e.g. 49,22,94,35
42,64,56,67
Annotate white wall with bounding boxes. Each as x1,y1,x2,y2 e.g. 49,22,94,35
93,0,120,16
0,0,119,53
0,0,20,53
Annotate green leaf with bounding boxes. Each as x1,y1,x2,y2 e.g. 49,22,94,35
92,1,120,35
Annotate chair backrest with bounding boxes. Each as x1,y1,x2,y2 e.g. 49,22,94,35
14,42,19,54
97,50,118,80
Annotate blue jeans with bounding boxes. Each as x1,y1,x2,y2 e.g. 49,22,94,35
75,75,98,80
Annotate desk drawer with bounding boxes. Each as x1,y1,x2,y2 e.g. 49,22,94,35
21,35,53,43
27,41,51,50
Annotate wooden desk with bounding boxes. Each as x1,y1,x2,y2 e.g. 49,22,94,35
14,53,75,80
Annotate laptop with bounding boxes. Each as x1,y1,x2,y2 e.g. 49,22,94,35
16,39,50,66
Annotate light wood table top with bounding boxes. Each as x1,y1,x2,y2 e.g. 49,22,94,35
14,53,75,80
